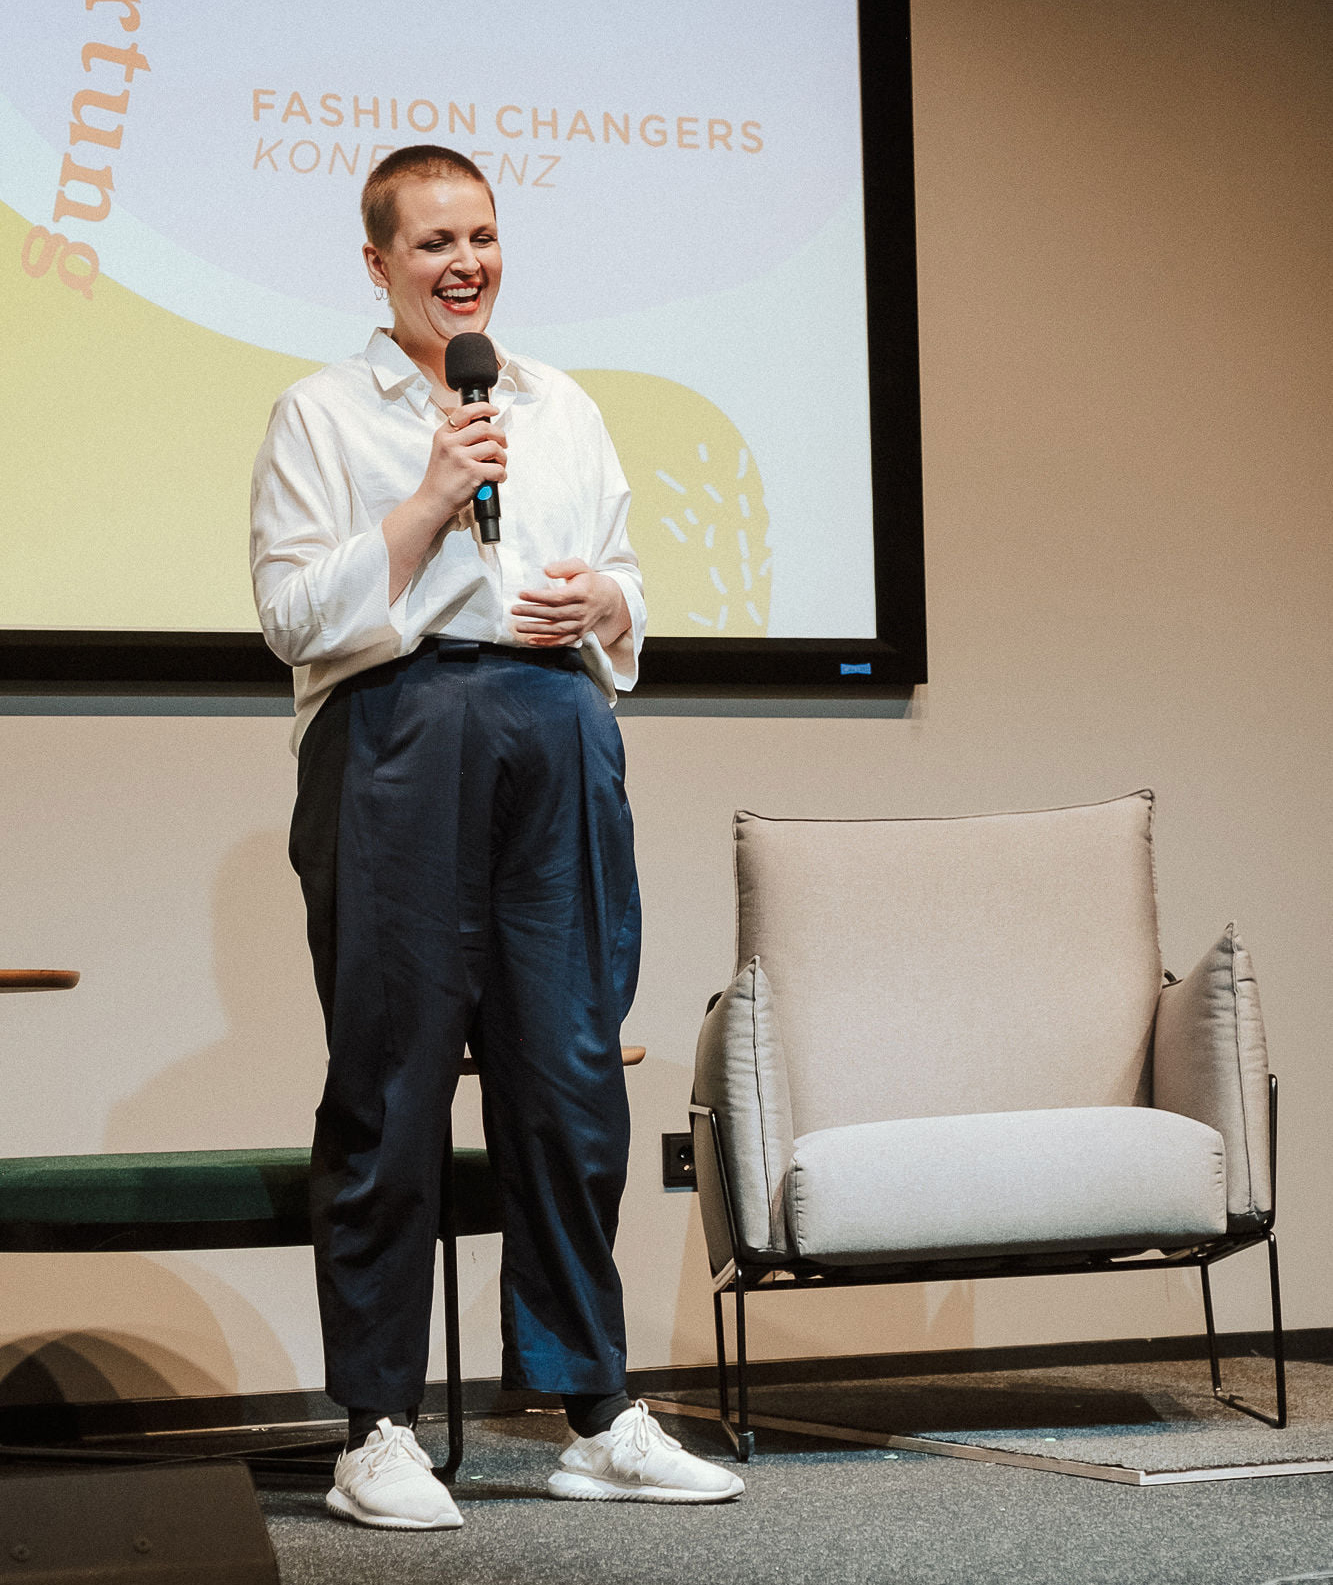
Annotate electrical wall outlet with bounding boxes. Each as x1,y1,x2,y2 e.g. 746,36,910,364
661,1132,696,1190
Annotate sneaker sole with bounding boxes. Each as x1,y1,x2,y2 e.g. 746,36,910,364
326,1485,464,1530
547,1470,744,1504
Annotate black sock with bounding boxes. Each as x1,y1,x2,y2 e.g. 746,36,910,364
562,1390,631,1439
345,1406,415,1451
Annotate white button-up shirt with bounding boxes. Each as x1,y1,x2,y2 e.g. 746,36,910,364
250,329,645,751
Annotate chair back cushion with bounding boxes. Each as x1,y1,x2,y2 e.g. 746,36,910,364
1153,924,1271,1224
733,792,1162,1139
693,957,794,1259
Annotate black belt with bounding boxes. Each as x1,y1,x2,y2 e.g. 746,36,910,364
418,636,584,671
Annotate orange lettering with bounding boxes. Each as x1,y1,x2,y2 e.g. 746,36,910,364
68,87,129,151
253,136,282,170
498,153,528,185
20,225,65,278
448,102,476,134
532,107,558,139
353,96,380,129
496,105,522,138
252,88,276,121
80,41,150,83
676,116,700,150
21,226,100,299
368,144,396,170
741,120,763,153
639,115,666,148
281,91,311,125
602,112,630,145
320,93,344,127
533,153,560,188
289,140,321,173
407,98,438,133
52,152,114,223
566,109,594,142
330,142,359,175
85,0,140,29
58,240,100,298
707,118,732,151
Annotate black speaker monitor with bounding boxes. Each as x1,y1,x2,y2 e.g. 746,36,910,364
0,1461,279,1585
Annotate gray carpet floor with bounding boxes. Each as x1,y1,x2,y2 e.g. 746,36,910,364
659,1356,1327,1474
257,1394,1333,1585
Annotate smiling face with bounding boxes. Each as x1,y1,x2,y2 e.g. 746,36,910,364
363,175,502,380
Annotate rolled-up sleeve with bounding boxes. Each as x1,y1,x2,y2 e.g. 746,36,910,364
250,390,402,669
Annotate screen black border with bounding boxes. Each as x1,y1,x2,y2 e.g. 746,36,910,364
1,0,925,696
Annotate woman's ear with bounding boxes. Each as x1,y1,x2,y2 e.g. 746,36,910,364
363,240,388,291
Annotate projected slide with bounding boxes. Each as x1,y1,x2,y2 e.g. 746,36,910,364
2,3,874,640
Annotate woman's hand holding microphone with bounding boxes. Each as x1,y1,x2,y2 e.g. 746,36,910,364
382,400,507,602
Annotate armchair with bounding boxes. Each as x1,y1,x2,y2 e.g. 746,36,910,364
690,792,1281,1458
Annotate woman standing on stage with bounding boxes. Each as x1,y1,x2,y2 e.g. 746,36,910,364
250,144,742,1530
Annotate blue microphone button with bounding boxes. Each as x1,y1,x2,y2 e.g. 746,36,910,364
476,485,493,501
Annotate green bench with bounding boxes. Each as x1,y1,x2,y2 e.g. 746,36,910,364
0,1141,502,1476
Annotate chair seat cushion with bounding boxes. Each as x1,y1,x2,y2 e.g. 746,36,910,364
786,1106,1226,1264
0,1147,500,1251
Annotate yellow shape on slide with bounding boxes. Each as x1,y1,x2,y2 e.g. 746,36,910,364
569,370,770,639
0,200,318,632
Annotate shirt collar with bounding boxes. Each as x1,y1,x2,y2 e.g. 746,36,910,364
364,327,544,415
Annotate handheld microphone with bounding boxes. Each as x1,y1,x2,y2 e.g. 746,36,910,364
444,332,501,544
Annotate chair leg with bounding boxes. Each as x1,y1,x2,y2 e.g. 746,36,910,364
710,1278,755,1463
1199,1233,1287,1429
732,1279,755,1462
712,1289,730,1426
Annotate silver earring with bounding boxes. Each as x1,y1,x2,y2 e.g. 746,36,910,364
373,284,387,301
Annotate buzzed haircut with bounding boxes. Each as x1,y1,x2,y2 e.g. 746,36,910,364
361,145,494,251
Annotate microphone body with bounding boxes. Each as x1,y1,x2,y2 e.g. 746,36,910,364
444,333,501,544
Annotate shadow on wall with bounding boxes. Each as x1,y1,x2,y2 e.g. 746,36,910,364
0,1333,225,1406
103,830,327,1152
0,1247,309,1408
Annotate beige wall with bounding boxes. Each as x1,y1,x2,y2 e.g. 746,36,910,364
2,0,1330,1406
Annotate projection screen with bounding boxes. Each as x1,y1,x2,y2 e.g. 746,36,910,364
1,1,924,690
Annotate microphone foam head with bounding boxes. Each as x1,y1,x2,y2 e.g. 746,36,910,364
444,332,499,392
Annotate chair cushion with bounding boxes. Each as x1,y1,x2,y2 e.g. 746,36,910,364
733,793,1162,1140
693,957,794,1258
1153,925,1270,1224
786,1107,1226,1264
0,1147,500,1250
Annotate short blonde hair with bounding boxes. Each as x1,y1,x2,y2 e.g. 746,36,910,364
360,145,494,251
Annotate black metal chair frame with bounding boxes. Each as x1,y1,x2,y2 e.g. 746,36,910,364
0,1128,474,1481
689,1075,1285,1461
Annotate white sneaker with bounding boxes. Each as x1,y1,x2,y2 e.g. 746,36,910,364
548,1400,745,1504
326,1418,463,1530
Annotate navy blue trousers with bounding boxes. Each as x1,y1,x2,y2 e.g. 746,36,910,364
289,640,640,1410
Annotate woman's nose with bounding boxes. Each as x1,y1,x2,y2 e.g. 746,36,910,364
452,243,479,276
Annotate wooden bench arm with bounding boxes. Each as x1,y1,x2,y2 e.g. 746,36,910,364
459,1044,644,1077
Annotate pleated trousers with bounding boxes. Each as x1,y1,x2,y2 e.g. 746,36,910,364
289,639,640,1410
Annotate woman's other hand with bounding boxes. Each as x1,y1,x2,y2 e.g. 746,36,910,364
512,559,630,649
